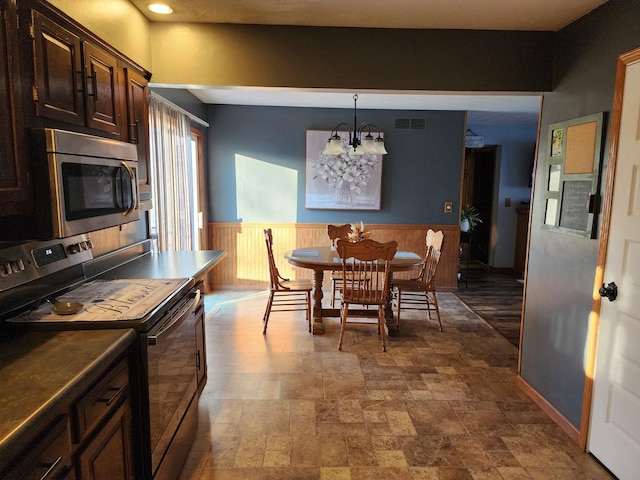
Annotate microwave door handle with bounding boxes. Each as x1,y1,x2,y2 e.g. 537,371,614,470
120,161,137,216
147,289,201,346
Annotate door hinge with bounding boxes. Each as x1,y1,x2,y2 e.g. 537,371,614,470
29,22,35,39
32,85,38,102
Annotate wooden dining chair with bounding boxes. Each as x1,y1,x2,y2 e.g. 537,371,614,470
336,238,398,352
391,230,444,331
327,224,353,307
263,228,312,334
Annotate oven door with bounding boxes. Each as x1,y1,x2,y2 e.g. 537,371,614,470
144,289,200,477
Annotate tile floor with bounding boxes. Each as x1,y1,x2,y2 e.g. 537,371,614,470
178,290,615,480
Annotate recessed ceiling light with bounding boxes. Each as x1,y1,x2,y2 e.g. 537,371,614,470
148,3,173,14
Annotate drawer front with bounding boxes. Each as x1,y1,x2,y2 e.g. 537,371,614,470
3,415,72,480
74,357,129,442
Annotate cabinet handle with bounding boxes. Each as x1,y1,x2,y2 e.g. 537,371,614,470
99,384,126,406
196,350,201,371
86,73,95,97
39,455,62,480
131,121,139,145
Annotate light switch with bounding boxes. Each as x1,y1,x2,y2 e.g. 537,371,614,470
505,198,512,207
444,201,453,213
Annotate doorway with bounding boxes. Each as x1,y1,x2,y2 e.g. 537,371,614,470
461,146,497,264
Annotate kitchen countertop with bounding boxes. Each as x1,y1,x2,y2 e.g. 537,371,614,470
0,328,137,464
96,249,227,282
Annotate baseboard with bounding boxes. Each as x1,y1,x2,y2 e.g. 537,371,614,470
515,375,580,445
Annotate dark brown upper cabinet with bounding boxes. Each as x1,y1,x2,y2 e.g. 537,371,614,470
123,66,151,203
31,10,84,126
83,42,120,135
31,9,121,137
0,0,31,216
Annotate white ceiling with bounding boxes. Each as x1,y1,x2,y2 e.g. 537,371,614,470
140,0,606,124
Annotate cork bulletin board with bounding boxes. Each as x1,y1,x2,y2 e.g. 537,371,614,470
542,112,604,238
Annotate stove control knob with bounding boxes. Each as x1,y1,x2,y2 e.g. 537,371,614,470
1,262,12,276
11,259,25,272
67,243,81,254
86,239,93,249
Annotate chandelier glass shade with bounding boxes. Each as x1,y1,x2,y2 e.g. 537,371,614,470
322,94,387,156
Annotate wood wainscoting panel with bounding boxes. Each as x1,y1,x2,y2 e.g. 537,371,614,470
208,223,461,291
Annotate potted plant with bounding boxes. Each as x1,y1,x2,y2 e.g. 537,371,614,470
460,205,482,232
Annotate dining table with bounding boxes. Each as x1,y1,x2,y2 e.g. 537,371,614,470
284,246,423,334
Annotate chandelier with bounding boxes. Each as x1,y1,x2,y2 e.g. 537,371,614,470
322,94,388,156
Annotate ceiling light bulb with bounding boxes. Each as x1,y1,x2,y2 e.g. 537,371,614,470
148,3,173,14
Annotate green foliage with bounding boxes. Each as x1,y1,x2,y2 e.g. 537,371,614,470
461,205,482,230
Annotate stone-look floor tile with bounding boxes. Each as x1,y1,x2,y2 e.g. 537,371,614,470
262,467,322,479
207,436,240,468
291,433,349,467
406,400,467,436
350,466,414,480
407,466,441,479
280,372,325,399
486,450,522,467
525,467,591,479
234,435,266,467
437,466,475,479
346,436,378,466
198,467,266,480
291,408,317,436
399,436,462,467
495,466,532,479
457,411,519,437
448,400,502,413
376,450,408,467
320,466,352,480
263,449,291,467
468,466,507,479
182,291,615,480
323,372,368,399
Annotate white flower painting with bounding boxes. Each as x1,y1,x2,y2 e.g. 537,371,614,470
305,130,383,210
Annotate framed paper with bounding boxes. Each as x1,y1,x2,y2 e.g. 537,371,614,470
305,130,383,210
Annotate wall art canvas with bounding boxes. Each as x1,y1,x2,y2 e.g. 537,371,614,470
305,130,383,210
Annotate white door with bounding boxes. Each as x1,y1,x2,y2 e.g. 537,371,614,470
588,51,640,479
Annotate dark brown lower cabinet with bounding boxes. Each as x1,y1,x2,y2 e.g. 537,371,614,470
2,415,73,480
2,353,135,480
76,401,133,480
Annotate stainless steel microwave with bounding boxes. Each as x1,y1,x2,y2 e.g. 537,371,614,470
31,128,140,239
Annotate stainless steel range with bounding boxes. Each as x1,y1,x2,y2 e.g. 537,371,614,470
0,234,202,480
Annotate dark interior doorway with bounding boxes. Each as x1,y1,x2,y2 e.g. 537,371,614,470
462,147,497,264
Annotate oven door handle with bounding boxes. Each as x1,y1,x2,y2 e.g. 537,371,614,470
147,289,200,346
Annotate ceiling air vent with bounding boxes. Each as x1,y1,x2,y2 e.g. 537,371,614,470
395,118,426,130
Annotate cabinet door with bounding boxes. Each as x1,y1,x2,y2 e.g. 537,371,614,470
1,415,73,480
0,0,31,215
76,401,134,480
124,66,150,198
31,10,84,125
83,42,120,136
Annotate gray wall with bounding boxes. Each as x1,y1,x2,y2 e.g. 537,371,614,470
207,105,465,225
520,0,640,429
